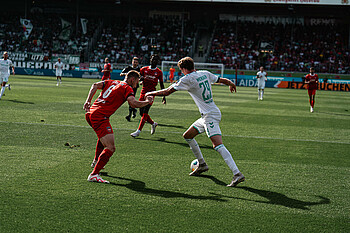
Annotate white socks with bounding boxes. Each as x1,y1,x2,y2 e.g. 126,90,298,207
0,86,5,99
215,144,240,175
258,89,264,99
185,138,205,164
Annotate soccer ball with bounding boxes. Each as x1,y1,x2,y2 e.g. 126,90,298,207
190,159,199,171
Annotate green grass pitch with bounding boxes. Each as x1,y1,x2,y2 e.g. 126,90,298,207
0,75,349,232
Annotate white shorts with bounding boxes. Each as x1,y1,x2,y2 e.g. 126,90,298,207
0,72,10,83
56,70,62,77
191,111,222,138
257,79,266,89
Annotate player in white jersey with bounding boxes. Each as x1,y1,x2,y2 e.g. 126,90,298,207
146,57,245,187
54,58,64,86
0,52,15,100
256,66,267,100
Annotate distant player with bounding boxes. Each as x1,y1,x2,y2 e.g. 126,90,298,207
145,57,245,187
130,54,166,137
0,52,15,100
304,67,319,113
121,57,141,121
83,70,153,183
101,58,112,81
169,65,175,83
256,66,267,100
54,58,64,86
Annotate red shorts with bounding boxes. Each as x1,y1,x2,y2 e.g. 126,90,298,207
139,93,153,106
85,112,113,139
308,89,316,96
101,75,110,81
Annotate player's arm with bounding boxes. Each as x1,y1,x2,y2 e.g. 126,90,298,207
218,78,236,93
146,86,176,97
10,62,15,75
120,68,127,77
83,81,104,112
127,95,154,108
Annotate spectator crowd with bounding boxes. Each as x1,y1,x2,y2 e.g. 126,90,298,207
1,12,349,74
208,20,350,74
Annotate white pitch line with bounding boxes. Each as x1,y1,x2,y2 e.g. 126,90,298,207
0,120,349,145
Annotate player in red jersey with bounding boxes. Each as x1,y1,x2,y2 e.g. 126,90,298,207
130,54,166,137
83,70,154,183
304,67,319,113
101,58,112,81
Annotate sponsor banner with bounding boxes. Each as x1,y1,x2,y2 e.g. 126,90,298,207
14,61,70,70
14,67,122,80
275,81,350,91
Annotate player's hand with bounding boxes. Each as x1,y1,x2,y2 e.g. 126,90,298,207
83,101,91,112
146,95,154,104
162,96,166,105
230,84,237,93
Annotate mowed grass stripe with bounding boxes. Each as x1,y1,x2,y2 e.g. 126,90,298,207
1,120,349,145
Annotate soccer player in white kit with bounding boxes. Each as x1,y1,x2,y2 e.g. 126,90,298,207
146,57,245,187
0,52,15,100
54,58,64,86
256,66,267,100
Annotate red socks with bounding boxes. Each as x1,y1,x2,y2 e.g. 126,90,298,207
138,113,154,131
92,149,113,175
94,139,104,161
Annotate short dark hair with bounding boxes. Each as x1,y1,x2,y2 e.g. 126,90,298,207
133,57,139,61
178,57,194,70
310,67,315,70
126,70,140,79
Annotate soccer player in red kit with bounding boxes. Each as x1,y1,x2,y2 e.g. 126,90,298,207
130,54,166,137
304,67,319,113
101,58,112,81
83,70,153,183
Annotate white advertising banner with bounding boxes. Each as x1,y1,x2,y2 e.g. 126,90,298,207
177,0,349,5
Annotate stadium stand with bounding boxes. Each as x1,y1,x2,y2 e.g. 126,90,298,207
89,16,195,64
209,20,350,74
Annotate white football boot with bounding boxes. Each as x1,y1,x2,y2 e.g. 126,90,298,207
87,174,110,184
151,122,158,135
130,129,141,137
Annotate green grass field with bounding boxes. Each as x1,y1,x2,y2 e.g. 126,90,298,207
1,75,349,232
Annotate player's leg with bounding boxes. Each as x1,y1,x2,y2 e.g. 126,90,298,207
125,105,132,122
87,133,115,183
0,81,7,99
141,105,158,134
308,90,314,112
184,120,209,176
91,139,104,168
210,135,245,187
56,76,59,86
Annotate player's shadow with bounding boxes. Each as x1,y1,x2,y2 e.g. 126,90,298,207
211,186,330,210
103,173,226,202
3,99,34,104
195,174,227,186
134,137,213,149
157,123,186,129
317,111,350,117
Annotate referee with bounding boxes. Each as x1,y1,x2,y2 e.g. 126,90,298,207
121,57,141,121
